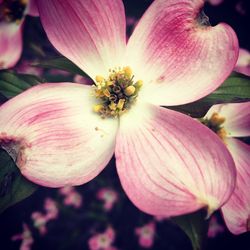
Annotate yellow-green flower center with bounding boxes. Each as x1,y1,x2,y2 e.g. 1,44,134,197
93,66,143,118
201,112,227,140
0,0,27,23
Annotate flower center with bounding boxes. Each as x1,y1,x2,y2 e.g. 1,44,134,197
200,112,227,140
0,0,27,23
93,66,143,118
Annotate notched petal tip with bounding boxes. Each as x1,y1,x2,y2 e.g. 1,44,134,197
116,104,236,217
0,83,118,188
196,10,211,27
0,133,30,165
126,0,239,106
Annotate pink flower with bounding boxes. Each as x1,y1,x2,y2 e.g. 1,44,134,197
234,48,250,76
135,222,156,248
0,0,238,217
235,1,246,16
202,102,250,234
44,198,59,220
64,191,83,208
31,211,48,235
59,186,83,208
0,0,38,69
11,223,34,250
97,188,118,211
207,215,225,238
59,185,75,196
88,227,116,250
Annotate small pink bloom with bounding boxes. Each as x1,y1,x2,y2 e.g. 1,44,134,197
97,188,118,211
126,16,137,27
203,102,250,234
207,216,225,238
11,224,34,250
0,0,38,69
31,211,48,235
59,186,83,208
135,222,156,248
235,1,246,15
44,198,58,220
64,191,82,208
0,0,238,217
88,227,116,250
59,186,75,196
234,48,250,76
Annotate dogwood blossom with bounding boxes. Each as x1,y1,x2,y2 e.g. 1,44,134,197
202,102,250,234
0,0,238,217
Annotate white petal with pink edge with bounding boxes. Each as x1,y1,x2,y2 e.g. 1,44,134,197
0,22,23,69
125,0,238,106
37,0,126,80
205,102,250,137
221,138,250,235
115,104,236,217
0,83,118,187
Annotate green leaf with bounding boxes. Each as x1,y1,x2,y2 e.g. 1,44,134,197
0,71,43,98
0,149,38,214
204,72,250,103
171,209,209,250
33,57,87,76
169,72,250,118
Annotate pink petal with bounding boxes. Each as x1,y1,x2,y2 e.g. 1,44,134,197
0,83,118,187
126,0,238,105
205,102,250,137
221,138,250,235
25,0,39,17
37,0,126,79
0,22,23,69
234,48,250,76
115,104,236,217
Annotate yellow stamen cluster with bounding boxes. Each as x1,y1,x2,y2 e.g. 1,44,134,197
93,66,143,118
201,112,227,140
0,0,27,23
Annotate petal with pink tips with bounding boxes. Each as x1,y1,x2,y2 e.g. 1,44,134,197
37,0,126,80
126,0,238,105
115,104,236,217
0,83,118,187
0,22,23,69
221,138,250,235
205,102,250,137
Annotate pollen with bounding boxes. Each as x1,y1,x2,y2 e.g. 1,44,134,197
93,66,143,118
210,113,225,126
200,112,227,141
